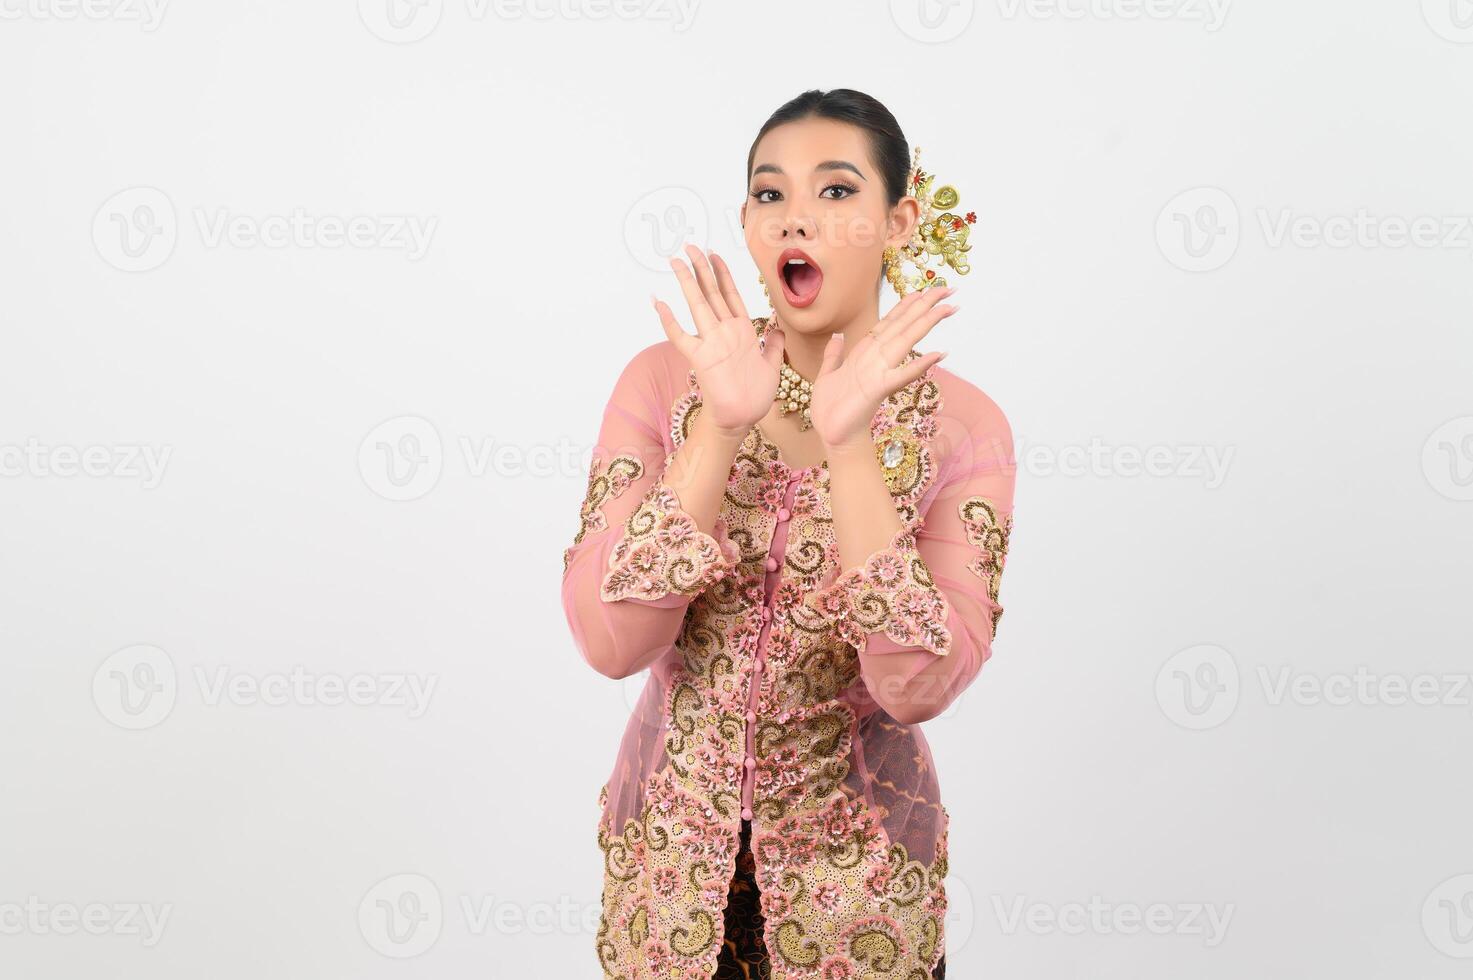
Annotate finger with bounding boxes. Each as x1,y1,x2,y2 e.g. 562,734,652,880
885,350,946,391
884,302,958,362
868,287,934,342
760,322,785,371
875,285,953,342
816,332,845,378
684,244,733,321
669,255,716,335
708,251,751,322
652,294,699,360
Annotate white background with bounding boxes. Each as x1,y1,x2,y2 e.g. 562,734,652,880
2,1,1471,977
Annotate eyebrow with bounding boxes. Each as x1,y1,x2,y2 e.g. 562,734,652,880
750,160,868,181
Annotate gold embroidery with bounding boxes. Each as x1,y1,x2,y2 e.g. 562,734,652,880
590,364,957,979
599,481,740,601
959,495,1013,638
805,526,953,657
563,452,643,573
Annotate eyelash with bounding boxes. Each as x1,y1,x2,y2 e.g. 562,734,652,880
750,181,860,204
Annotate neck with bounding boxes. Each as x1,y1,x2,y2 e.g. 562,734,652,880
778,291,883,380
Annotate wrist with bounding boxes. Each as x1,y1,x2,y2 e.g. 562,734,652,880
823,435,875,461
694,409,752,445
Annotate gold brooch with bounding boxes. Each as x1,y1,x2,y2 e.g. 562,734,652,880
874,428,922,496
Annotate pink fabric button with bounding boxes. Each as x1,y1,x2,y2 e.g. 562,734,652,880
744,756,756,769
745,709,756,722
741,807,753,820
765,556,778,572
712,568,724,580
777,508,791,522
761,607,772,622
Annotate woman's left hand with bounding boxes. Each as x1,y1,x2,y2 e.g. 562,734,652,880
809,286,958,451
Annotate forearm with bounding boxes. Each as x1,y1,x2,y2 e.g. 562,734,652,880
564,412,748,680
659,408,750,537
824,438,932,715
825,438,905,574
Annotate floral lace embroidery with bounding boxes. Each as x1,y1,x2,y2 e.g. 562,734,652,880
590,364,956,978
599,476,741,602
806,526,953,658
563,452,644,574
959,495,1013,639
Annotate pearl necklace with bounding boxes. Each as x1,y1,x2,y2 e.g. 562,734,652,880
776,357,814,430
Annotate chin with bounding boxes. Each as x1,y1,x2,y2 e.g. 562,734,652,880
770,303,833,334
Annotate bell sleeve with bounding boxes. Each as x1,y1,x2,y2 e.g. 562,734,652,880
560,344,741,680
806,392,1016,723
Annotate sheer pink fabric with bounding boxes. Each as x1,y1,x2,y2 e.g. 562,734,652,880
561,334,1015,877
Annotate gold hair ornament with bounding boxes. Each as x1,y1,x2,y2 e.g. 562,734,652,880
883,145,976,298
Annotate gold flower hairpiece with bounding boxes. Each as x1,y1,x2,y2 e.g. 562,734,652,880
883,145,977,297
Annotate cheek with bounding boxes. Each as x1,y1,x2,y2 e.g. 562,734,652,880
746,216,786,253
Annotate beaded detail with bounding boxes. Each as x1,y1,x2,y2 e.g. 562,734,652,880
584,352,1005,979
599,474,742,602
805,526,953,658
564,453,643,574
959,495,1013,639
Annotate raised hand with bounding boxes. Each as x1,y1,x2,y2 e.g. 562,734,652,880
652,244,785,436
808,286,957,450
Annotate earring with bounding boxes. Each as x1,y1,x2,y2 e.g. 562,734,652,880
756,273,779,330
882,244,907,299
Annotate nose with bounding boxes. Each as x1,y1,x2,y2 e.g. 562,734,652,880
782,210,816,240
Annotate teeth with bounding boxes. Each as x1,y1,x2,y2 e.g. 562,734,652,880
786,258,807,265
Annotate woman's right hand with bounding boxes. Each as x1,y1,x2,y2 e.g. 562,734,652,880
652,244,784,437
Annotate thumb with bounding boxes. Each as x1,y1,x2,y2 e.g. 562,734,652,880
761,324,785,371
817,331,845,378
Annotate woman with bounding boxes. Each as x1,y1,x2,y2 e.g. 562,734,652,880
562,88,1016,979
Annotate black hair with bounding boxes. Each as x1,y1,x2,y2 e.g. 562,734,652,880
745,88,911,208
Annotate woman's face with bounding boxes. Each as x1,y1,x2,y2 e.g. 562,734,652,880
742,117,918,335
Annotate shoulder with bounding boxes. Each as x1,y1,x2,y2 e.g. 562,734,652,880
610,340,691,402
929,364,1012,443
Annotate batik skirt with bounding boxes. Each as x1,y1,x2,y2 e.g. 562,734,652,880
713,818,947,979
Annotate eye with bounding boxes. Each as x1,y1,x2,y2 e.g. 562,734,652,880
820,181,859,200
750,187,781,204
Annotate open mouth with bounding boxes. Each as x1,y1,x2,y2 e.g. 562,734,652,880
777,248,824,308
